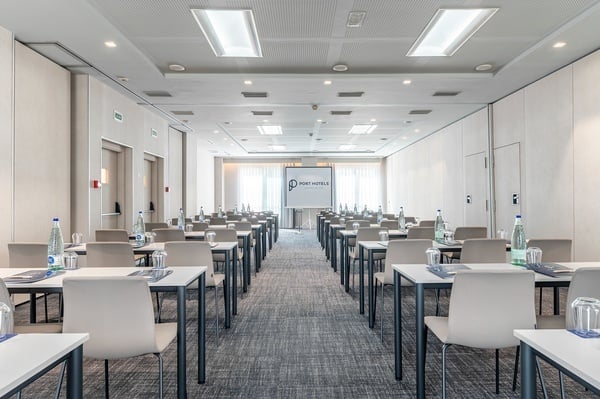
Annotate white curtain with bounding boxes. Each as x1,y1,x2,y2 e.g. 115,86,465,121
334,163,382,211
238,164,282,213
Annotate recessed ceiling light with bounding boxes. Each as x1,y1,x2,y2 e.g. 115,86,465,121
339,144,356,150
407,8,499,57
104,41,117,48
213,130,219,134
370,118,377,122
323,80,332,85
403,79,412,85
244,80,253,85
223,137,228,141
402,136,408,140
269,145,286,151
169,64,186,72
263,119,269,123
257,125,283,135
332,64,349,72
553,41,567,49
414,129,420,133
316,119,322,123
348,124,377,135
190,9,262,57
117,76,129,82
475,63,493,71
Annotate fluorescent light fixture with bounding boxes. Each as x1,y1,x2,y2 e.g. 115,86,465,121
339,144,357,150
348,124,377,135
191,9,262,57
104,41,117,48
553,41,567,48
257,125,282,135
269,145,286,151
244,80,253,85
403,79,412,85
407,8,498,57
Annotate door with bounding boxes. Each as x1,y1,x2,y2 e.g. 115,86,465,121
143,154,159,222
464,151,488,229
493,143,521,236
101,147,120,229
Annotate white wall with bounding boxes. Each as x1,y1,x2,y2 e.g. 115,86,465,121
196,144,215,214
167,127,183,219
0,27,13,264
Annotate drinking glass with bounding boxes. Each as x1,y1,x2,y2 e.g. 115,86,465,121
206,231,216,245
185,223,193,232
0,302,13,339
526,247,542,264
71,232,84,245
152,249,168,269
352,222,360,233
569,297,600,337
145,232,156,244
64,252,79,270
497,229,507,240
426,247,441,265
378,230,389,242
227,223,236,230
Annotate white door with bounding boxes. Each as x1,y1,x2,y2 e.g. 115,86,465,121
464,151,488,229
493,143,521,236
101,147,120,229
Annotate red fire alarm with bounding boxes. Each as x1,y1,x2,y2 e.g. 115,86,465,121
165,186,170,192
92,179,101,189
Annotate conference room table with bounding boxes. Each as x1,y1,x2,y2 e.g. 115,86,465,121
0,333,88,399
1,266,206,399
514,329,600,398
392,262,595,399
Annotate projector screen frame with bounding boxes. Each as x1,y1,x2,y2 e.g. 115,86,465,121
284,166,333,209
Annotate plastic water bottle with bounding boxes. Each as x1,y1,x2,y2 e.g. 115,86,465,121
198,206,205,222
218,205,223,218
339,203,344,215
353,204,358,215
398,207,406,230
511,214,527,266
47,217,64,271
234,204,238,214
241,203,246,213
344,204,349,214
0,302,13,338
363,205,368,218
177,208,185,230
377,205,383,223
434,209,444,242
134,210,145,245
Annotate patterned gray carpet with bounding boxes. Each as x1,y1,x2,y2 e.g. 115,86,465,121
12,230,598,398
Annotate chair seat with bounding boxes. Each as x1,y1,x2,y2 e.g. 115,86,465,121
154,322,178,353
424,316,449,343
536,315,566,329
15,323,63,334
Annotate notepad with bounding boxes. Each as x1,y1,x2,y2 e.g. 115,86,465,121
129,269,173,282
3,270,63,283
427,264,470,278
525,262,573,277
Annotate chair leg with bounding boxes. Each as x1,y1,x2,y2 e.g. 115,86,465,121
44,294,49,323
155,353,164,399
495,349,500,394
442,344,451,399
536,358,549,399
513,345,520,391
380,283,384,342
215,286,220,347
104,359,110,399
539,287,543,315
559,371,565,399
435,289,441,316
54,360,67,399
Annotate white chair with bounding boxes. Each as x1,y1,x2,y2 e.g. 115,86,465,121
418,220,435,227
349,227,387,290
153,228,185,242
459,238,507,263
62,276,177,399
95,229,129,242
145,222,168,231
85,242,135,267
445,227,487,262
164,241,226,345
407,227,434,239
424,270,535,399
373,239,430,340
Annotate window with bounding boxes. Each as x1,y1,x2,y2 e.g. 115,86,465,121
334,163,382,211
238,164,282,212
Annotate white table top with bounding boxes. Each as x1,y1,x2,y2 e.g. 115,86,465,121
392,262,600,285
67,241,238,254
0,333,89,396
0,266,206,289
514,329,600,390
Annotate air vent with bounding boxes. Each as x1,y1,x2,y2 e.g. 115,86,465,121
409,109,432,115
171,110,194,116
143,90,172,97
242,91,268,98
337,91,364,98
251,111,273,116
433,91,461,97
330,110,352,115
347,11,366,27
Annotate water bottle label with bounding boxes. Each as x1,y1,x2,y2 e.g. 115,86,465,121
48,255,55,265
135,233,144,242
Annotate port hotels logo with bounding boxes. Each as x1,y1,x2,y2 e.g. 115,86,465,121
288,178,330,191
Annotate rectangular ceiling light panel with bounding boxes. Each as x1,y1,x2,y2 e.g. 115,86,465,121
339,144,357,150
191,9,262,57
348,124,377,135
407,8,498,57
257,125,283,135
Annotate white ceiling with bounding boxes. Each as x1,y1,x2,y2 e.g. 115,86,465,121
1,0,599,158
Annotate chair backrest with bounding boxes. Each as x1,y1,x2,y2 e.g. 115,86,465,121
527,239,572,262
380,220,398,229
209,217,227,226
407,227,434,240
8,242,48,268
330,216,340,224
192,222,209,231
565,268,600,321
356,227,387,242
345,220,370,229
405,216,417,224
206,229,237,243
95,229,129,242
0,278,15,311
227,214,242,221
145,222,168,231
164,241,219,286
383,213,396,220
233,221,252,231
171,217,192,225
365,216,378,223
383,239,431,281
62,276,157,359
459,238,507,263
85,242,135,267
153,228,185,242
454,226,487,240
419,220,435,227
447,270,535,348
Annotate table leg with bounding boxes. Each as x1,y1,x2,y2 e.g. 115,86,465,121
224,251,231,329
340,236,345,286
344,240,350,292
331,230,337,271
232,248,238,315
416,284,425,399
66,344,84,399
262,225,267,260
553,287,560,315
520,342,536,399
29,293,37,323
243,236,250,291
368,249,375,328
394,270,402,380
198,274,206,384
359,246,365,315
176,286,187,398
